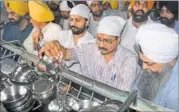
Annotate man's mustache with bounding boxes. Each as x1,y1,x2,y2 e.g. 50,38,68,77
98,47,107,51
135,10,145,15
8,18,15,21
70,26,78,29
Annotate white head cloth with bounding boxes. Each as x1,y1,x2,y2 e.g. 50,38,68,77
135,23,178,63
70,4,90,19
59,1,75,11
97,16,126,36
86,1,93,7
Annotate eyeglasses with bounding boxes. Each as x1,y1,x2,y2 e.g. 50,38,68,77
96,38,117,45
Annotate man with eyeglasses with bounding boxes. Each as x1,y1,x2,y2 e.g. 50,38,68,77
134,23,178,110
158,1,178,34
121,0,154,53
38,16,137,92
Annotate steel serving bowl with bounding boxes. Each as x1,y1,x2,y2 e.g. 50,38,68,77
0,85,30,104
11,64,37,84
48,96,78,112
32,79,56,103
71,100,100,111
48,99,64,112
3,89,31,109
0,58,17,76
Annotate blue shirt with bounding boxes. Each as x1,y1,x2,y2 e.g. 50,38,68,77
2,21,33,43
154,61,178,110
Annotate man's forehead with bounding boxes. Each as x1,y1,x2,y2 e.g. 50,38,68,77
161,6,168,10
97,33,116,39
91,1,101,5
6,7,14,13
135,0,148,4
139,53,154,63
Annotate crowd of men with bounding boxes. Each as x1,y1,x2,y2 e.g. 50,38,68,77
0,0,178,111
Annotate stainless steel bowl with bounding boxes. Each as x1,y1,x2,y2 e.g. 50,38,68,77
65,96,78,108
72,100,100,111
11,64,37,84
48,96,78,112
48,99,64,112
0,85,29,104
32,79,56,103
0,58,17,76
3,88,31,109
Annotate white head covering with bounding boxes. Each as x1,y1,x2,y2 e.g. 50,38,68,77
70,4,90,19
59,1,75,11
86,1,93,7
97,16,126,36
135,23,178,63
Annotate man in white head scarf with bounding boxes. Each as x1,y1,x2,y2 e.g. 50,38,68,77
59,0,75,30
39,16,137,92
37,4,94,74
86,1,127,36
134,23,178,110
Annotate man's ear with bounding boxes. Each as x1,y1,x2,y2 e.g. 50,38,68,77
86,19,90,27
117,37,120,45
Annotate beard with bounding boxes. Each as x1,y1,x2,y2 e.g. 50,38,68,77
70,24,86,35
62,15,69,19
137,65,172,101
160,17,175,27
133,10,149,23
8,16,22,25
92,10,103,17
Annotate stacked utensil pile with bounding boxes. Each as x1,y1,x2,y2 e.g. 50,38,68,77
0,86,35,112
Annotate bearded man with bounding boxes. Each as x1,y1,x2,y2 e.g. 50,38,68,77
121,0,154,53
134,23,178,110
2,1,32,43
158,1,178,34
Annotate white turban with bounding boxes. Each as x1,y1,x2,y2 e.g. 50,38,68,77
59,1,75,11
136,23,178,63
70,4,90,19
86,1,93,7
97,16,126,36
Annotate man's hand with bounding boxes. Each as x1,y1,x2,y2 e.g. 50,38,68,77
38,40,66,62
32,30,43,50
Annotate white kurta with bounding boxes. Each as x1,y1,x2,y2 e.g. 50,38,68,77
56,30,95,74
23,22,62,55
121,17,154,53
88,10,127,36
